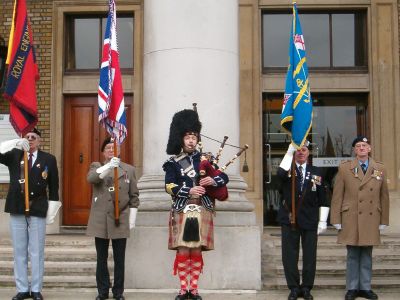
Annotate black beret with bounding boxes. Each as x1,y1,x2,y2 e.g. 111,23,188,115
101,137,113,152
29,127,41,137
352,136,369,147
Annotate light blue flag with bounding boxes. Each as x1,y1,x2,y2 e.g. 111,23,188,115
281,2,312,149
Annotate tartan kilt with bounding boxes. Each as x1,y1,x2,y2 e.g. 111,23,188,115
168,205,214,251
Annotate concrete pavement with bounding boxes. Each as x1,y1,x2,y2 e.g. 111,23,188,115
0,288,399,300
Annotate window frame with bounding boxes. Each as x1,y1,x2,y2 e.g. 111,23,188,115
64,12,134,74
261,9,368,74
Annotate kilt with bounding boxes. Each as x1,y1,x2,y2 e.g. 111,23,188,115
168,201,214,251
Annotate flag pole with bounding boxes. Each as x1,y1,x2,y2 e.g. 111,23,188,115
23,150,30,216
113,139,120,226
290,155,296,228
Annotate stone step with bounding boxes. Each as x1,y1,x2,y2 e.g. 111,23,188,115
263,265,400,277
261,231,400,290
0,261,114,276
263,276,400,290
0,275,99,288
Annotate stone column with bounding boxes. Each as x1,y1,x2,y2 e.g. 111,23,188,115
126,0,260,289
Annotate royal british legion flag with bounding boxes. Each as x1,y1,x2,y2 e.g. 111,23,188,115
281,2,312,149
98,0,127,144
3,0,39,136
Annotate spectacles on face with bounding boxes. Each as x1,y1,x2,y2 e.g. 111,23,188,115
25,135,37,140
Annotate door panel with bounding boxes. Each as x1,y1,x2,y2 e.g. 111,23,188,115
63,96,132,226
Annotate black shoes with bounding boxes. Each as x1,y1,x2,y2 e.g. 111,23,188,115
175,290,189,300
113,295,125,300
345,290,359,300
302,288,313,300
174,290,203,299
288,288,300,300
358,290,378,299
188,290,202,300
31,292,43,300
12,292,31,300
95,295,109,300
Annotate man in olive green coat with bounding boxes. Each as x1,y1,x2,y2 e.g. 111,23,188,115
87,137,139,300
330,136,389,300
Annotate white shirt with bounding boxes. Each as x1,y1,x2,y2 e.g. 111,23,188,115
296,162,307,179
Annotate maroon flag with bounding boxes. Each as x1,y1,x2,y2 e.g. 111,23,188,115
3,0,39,136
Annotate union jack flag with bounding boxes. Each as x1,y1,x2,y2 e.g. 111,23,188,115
98,0,127,144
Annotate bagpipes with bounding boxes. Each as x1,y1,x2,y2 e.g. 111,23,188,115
198,135,249,201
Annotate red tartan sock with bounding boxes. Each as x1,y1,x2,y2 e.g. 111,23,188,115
189,252,204,292
173,252,190,292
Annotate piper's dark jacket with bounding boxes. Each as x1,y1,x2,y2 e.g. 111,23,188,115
162,151,229,212
277,164,328,230
0,148,59,217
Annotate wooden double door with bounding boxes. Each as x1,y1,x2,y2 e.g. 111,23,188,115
63,96,133,226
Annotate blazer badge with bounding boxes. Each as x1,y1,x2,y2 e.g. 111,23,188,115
42,166,48,179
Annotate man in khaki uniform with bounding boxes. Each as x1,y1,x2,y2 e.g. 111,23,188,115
330,136,389,300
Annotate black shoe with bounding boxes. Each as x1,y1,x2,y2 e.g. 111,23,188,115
345,290,359,300
96,295,109,300
188,290,202,300
302,288,313,300
175,290,189,300
113,295,125,300
12,292,31,300
358,290,378,299
288,288,300,300
31,292,43,300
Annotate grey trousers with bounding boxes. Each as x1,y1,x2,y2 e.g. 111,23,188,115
346,245,373,290
10,214,46,293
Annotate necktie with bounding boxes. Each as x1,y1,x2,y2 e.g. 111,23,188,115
298,165,304,190
28,153,32,171
361,163,367,174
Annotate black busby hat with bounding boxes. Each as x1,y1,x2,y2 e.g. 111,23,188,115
352,136,369,147
29,127,41,137
166,109,202,155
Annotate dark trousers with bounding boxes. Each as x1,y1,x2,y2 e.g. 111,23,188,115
95,237,127,296
281,225,318,290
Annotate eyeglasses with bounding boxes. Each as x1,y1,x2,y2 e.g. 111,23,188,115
25,135,37,140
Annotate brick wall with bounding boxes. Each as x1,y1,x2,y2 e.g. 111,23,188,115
0,0,53,199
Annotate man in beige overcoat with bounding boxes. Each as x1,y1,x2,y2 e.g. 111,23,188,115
330,136,389,300
87,137,140,300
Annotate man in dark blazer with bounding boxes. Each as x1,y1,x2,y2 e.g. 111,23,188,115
277,143,329,300
0,128,60,300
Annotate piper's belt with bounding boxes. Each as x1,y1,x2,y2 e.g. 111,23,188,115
172,194,214,212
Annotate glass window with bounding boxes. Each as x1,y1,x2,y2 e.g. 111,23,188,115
65,14,134,71
262,10,367,71
332,14,355,67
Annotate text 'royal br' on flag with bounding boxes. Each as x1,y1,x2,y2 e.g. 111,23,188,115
281,1,312,149
98,0,127,145
3,0,39,136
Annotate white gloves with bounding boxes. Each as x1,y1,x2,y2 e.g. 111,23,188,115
379,224,387,234
0,138,29,153
96,157,120,179
46,201,62,225
333,224,342,230
317,207,330,235
279,143,297,171
129,208,138,229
